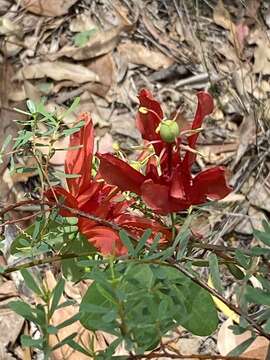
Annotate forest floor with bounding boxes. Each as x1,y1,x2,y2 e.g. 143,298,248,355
0,0,270,359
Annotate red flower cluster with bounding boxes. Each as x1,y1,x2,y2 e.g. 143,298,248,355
97,89,232,215
46,90,232,255
46,113,170,255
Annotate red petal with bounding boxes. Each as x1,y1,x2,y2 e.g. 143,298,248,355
76,181,102,209
183,92,214,170
170,165,187,200
192,167,232,202
141,180,188,215
136,89,163,142
45,186,78,217
65,113,94,197
116,214,171,244
79,221,127,256
97,153,146,195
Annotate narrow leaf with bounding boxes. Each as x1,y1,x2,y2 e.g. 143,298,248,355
119,230,135,256
209,254,223,293
253,229,270,247
134,228,152,255
228,336,255,356
245,286,270,306
60,97,80,120
50,278,65,315
21,269,43,297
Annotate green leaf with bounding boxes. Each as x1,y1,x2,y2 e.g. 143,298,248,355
208,254,223,293
73,29,97,47
21,269,43,297
64,338,91,356
235,249,250,269
9,301,36,322
61,233,96,282
134,229,151,255
159,266,218,336
56,299,76,310
148,233,162,254
245,285,270,306
80,262,218,353
52,333,77,351
254,229,270,247
21,335,43,349
47,325,58,334
227,336,255,356
176,229,190,260
13,130,32,149
262,220,270,232
62,120,84,136
26,99,37,114
53,169,81,179
250,247,270,256
264,317,270,332
56,313,80,330
226,263,245,280
256,275,270,291
50,278,65,316
119,230,135,256
60,97,80,120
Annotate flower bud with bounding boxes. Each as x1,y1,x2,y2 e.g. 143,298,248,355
159,120,180,143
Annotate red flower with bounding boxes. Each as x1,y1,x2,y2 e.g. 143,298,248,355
46,113,170,255
97,90,232,215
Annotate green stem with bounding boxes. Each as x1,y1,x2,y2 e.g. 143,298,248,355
170,212,176,242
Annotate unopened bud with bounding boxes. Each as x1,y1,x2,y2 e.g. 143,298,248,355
159,120,180,143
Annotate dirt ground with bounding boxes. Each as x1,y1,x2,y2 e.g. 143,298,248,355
0,0,270,359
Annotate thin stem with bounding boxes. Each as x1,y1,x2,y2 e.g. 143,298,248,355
170,212,176,241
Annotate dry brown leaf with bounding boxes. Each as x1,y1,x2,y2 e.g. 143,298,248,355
15,61,99,84
0,281,18,299
213,0,234,32
245,0,261,19
249,29,270,74
217,318,269,359
253,39,270,74
69,12,96,33
49,25,128,61
86,54,115,97
20,0,78,17
0,17,21,35
0,299,25,359
233,114,256,167
213,0,248,54
248,174,270,212
199,143,237,165
118,42,173,70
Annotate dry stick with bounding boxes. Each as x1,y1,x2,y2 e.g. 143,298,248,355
0,211,44,228
1,200,270,341
130,352,260,360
